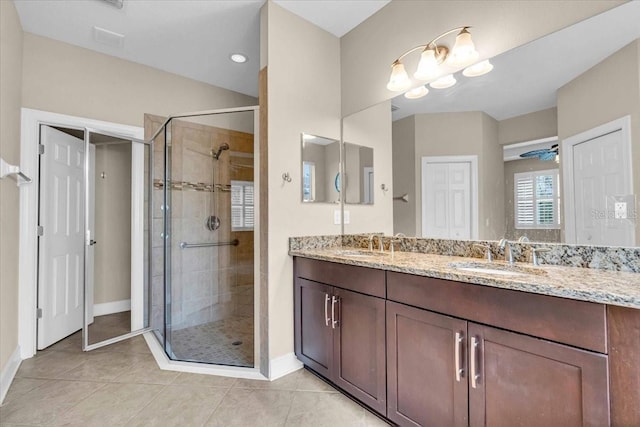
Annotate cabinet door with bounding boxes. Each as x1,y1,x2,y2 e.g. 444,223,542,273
333,288,386,415
387,301,468,427
294,278,333,378
468,323,610,427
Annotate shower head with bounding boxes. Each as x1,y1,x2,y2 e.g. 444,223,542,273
212,143,230,160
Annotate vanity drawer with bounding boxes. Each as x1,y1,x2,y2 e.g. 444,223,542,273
387,271,607,353
294,257,385,298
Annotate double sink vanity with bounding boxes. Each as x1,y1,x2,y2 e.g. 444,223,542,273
290,235,640,426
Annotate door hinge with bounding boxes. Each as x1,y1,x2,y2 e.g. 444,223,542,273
37,225,44,236
38,144,45,155
37,308,43,319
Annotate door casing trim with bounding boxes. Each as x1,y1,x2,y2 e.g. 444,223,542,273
19,108,143,359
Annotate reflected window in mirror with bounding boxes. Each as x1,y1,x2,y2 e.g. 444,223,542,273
343,142,374,205
302,161,316,202
300,133,340,204
514,169,560,230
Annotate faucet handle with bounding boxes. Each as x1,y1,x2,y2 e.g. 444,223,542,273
472,243,493,262
531,247,551,266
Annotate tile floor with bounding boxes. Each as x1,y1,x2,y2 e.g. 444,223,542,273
0,332,390,426
171,316,254,367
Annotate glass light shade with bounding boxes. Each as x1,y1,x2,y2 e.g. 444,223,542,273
447,28,479,67
414,48,440,81
463,60,493,77
430,74,457,89
386,61,411,92
404,85,429,99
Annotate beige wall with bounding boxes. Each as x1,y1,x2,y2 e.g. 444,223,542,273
392,116,416,235
340,1,621,116
480,113,504,239
342,101,394,235
557,39,640,244
94,143,132,305
412,112,503,239
498,107,558,146
22,34,257,128
264,2,342,362
0,0,23,375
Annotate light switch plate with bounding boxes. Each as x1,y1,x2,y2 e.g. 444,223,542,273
615,202,627,219
334,210,341,225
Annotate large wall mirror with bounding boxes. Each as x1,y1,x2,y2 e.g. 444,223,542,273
300,133,340,204
341,2,640,247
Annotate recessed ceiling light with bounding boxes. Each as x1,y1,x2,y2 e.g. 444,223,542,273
230,53,248,63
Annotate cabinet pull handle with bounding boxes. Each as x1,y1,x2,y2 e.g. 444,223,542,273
470,336,481,389
455,331,464,382
331,295,339,329
324,294,330,327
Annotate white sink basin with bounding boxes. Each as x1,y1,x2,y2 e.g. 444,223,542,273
335,250,388,258
449,262,545,277
454,266,525,276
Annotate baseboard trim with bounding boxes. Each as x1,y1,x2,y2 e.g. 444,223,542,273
94,299,131,317
143,332,266,380
269,352,303,381
0,346,22,404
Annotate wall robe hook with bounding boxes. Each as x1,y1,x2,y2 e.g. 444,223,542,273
380,183,389,193
282,172,292,183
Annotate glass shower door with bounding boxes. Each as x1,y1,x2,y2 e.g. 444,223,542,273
160,109,256,367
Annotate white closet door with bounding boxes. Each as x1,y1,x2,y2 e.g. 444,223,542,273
573,129,633,246
37,126,85,349
422,160,471,239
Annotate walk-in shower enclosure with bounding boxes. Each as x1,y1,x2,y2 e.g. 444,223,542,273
148,107,259,368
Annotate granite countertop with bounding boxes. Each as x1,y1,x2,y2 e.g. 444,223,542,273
290,248,640,309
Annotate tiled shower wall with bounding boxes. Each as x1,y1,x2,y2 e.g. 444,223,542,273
145,114,254,335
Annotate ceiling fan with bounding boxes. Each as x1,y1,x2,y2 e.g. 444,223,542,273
520,144,559,161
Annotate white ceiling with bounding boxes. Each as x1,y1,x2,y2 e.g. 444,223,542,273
391,1,640,121
273,0,390,37
13,0,388,98
13,1,637,119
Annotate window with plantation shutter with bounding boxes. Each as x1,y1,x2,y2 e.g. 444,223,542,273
514,169,560,229
231,180,254,231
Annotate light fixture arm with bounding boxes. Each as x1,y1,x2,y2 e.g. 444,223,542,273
394,26,470,63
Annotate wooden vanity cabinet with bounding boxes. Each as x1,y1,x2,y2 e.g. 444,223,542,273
294,258,623,426
386,301,469,427
294,258,387,415
387,300,610,427
387,272,610,427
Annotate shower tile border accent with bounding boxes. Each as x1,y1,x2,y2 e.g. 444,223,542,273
289,234,640,273
154,179,213,192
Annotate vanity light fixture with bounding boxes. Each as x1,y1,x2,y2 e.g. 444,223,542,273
430,74,456,89
404,85,429,99
387,27,490,99
463,59,494,77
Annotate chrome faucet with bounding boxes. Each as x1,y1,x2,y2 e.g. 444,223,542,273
531,247,551,266
498,239,514,265
472,243,493,262
368,234,384,253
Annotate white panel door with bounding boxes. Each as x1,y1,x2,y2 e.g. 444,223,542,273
573,129,633,246
423,161,471,239
38,126,85,349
